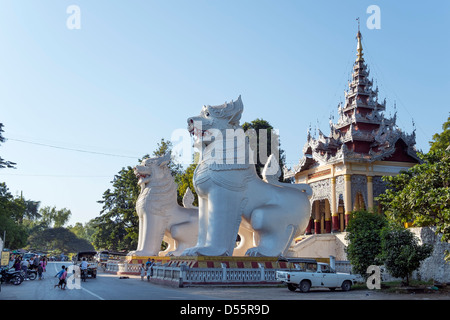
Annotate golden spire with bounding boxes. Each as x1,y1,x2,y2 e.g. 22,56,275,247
356,17,364,62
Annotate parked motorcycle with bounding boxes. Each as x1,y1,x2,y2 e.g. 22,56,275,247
0,267,24,285
20,268,37,281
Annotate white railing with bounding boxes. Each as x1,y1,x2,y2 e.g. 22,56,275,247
153,266,181,280
105,261,140,274
335,261,353,274
158,265,279,286
105,261,281,286
106,261,120,272
105,260,356,287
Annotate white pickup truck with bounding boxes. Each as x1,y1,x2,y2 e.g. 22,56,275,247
276,258,357,293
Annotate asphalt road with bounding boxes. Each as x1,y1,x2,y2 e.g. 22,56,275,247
1,261,449,301
0,261,214,300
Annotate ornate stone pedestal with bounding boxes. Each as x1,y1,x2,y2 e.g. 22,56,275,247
126,255,289,269
126,255,171,265
168,256,288,269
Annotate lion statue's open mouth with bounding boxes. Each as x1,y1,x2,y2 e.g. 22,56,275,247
135,172,149,184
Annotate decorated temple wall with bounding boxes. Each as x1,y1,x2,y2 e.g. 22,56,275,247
294,160,418,235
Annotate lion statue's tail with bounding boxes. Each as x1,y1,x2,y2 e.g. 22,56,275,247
182,187,196,208
262,154,312,197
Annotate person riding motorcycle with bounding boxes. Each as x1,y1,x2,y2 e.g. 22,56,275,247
80,258,88,279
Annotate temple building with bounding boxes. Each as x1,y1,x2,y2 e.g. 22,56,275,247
285,29,420,235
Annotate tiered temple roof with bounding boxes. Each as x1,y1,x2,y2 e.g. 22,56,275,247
285,30,420,179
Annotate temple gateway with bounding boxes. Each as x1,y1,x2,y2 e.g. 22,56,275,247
285,29,420,235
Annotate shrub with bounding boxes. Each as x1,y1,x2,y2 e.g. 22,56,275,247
378,226,433,286
345,210,388,279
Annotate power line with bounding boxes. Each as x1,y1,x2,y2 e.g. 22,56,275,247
1,173,112,178
8,138,140,159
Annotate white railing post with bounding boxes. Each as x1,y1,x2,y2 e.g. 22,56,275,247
179,264,188,287
221,263,227,281
258,263,265,281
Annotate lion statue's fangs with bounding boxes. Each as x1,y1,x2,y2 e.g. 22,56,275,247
182,95,312,257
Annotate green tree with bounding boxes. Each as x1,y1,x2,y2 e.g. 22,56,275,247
377,116,450,260
152,138,183,177
53,208,71,228
429,114,450,152
0,182,28,248
176,155,199,207
67,220,98,245
23,198,41,221
38,206,72,228
27,227,94,254
0,123,16,169
377,149,450,249
345,210,388,279
242,118,286,180
0,212,28,249
93,165,140,251
68,222,89,241
378,226,433,286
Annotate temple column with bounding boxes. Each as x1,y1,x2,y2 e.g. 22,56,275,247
325,200,331,233
305,218,313,235
331,177,339,232
353,195,360,211
367,176,374,211
314,201,321,234
344,174,352,227
339,206,345,231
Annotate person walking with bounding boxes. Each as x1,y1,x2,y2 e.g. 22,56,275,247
13,258,21,271
37,261,44,280
146,259,155,281
139,264,146,281
21,259,29,280
145,258,152,270
33,255,39,270
54,265,66,289
62,267,68,289
42,256,47,272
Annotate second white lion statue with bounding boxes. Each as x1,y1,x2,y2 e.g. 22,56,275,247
129,153,198,257
182,95,312,257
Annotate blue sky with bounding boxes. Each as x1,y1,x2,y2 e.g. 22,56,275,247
1,1,449,225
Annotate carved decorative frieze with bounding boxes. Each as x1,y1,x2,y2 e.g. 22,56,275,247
310,178,331,204
372,176,387,198
351,174,367,207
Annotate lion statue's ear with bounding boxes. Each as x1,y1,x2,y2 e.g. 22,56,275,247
157,152,171,167
228,111,242,127
228,95,243,127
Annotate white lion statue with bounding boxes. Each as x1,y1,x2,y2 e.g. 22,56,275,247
129,153,198,257
182,95,312,257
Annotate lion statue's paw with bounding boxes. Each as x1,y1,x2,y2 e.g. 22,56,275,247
128,249,159,257
182,246,230,257
245,247,281,258
165,249,185,257
245,247,263,257
181,247,198,256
